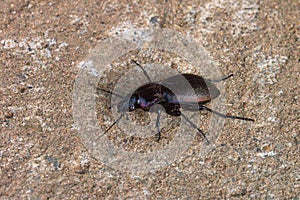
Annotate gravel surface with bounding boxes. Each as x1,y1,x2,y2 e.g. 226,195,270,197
0,0,299,199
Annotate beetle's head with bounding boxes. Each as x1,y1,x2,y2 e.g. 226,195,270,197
117,94,140,113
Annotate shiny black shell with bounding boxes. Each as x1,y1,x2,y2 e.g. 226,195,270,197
130,73,220,114
159,73,220,104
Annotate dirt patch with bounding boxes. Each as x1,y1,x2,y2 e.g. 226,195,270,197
0,0,299,199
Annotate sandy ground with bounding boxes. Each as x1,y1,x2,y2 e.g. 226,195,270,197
0,0,299,199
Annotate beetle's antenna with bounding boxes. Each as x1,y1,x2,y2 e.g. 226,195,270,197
96,87,124,98
200,105,254,122
131,60,152,82
181,113,210,144
209,74,233,83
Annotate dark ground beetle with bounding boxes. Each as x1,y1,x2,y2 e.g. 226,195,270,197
98,60,254,144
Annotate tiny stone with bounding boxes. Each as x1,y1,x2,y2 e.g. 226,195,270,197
5,111,14,118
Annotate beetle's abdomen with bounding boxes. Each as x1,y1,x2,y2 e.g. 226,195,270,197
160,73,220,104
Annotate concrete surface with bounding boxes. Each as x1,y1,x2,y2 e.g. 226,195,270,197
0,0,299,199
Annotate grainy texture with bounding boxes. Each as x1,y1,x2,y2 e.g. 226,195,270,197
0,0,299,199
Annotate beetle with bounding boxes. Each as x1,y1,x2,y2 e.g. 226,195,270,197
98,60,254,144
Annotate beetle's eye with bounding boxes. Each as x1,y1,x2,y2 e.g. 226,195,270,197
129,104,135,111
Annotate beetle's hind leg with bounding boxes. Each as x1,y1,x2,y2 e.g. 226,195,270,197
199,105,254,122
209,74,233,83
181,113,210,144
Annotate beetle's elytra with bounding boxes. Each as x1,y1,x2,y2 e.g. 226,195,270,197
98,60,254,143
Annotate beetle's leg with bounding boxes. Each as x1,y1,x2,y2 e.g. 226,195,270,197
108,102,118,109
181,113,210,144
96,87,124,98
100,113,125,137
199,105,254,122
131,60,152,82
155,109,162,141
209,74,233,83
164,103,182,116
